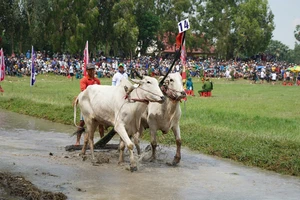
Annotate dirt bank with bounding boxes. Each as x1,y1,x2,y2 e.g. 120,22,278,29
0,172,67,200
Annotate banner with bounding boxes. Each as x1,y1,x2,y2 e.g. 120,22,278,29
30,46,36,86
83,41,89,76
0,48,5,82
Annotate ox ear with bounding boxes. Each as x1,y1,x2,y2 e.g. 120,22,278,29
124,85,135,94
158,76,169,85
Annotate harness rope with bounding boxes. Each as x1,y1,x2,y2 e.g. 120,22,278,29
125,85,163,104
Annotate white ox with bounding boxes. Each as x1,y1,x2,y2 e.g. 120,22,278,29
137,72,186,165
74,76,164,171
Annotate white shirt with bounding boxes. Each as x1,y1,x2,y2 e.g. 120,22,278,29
271,73,277,80
69,66,74,74
112,71,128,86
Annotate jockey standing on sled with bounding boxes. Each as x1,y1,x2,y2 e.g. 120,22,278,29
74,63,104,145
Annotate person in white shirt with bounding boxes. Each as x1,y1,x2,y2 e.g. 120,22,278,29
271,71,277,85
112,63,128,86
260,70,265,84
69,65,74,81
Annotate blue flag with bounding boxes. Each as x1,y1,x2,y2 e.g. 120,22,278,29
30,46,36,86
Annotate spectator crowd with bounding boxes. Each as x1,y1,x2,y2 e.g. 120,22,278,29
2,50,300,85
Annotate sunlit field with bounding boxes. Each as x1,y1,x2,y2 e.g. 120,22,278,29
1,74,300,176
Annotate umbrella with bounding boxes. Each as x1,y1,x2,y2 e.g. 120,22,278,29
287,66,300,72
293,66,300,72
256,66,265,70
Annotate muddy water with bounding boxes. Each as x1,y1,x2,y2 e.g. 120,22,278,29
0,109,300,200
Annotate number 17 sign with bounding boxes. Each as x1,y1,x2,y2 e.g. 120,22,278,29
178,18,190,33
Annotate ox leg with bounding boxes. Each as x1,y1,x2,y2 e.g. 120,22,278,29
150,129,158,162
82,120,97,161
118,138,125,164
171,125,181,165
115,125,137,172
98,124,104,138
82,133,88,155
134,126,144,155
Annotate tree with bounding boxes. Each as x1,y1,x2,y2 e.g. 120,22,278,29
265,40,290,61
196,0,274,60
289,43,300,64
0,0,29,54
234,0,274,59
294,25,300,42
111,0,139,58
97,0,115,56
135,0,160,55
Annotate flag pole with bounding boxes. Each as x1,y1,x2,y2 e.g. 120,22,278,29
159,31,186,86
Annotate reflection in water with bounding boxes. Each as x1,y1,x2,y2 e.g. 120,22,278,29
0,109,74,133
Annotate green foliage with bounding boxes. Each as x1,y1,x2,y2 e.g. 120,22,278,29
1,75,300,176
234,0,274,57
294,24,300,42
200,0,274,59
111,0,139,58
135,0,160,55
265,40,290,61
288,43,300,64
0,0,291,61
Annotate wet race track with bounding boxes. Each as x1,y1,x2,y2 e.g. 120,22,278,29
0,109,300,200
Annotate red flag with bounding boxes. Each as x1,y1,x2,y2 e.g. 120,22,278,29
180,38,187,68
177,32,187,92
0,48,5,82
176,33,183,50
83,41,89,76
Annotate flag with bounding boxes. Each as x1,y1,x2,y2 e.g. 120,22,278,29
176,32,184,51
30,46,36,86
83,41,89,76
0,48,5,82
178,33,187,89
180,36,187,67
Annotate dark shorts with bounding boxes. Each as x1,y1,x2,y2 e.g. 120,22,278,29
70,73,74,77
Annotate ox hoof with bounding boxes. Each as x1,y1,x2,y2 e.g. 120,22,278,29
92,160,99,166
149,157,157,163
166,162,177,166
167,157,180,166
82,155,87,161
130,166,138,172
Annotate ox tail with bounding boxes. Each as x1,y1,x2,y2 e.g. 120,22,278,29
73,95,79,128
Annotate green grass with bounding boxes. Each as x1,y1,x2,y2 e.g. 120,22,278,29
1,74,300,176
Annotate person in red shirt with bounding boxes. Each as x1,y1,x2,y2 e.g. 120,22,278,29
75,63,104,145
